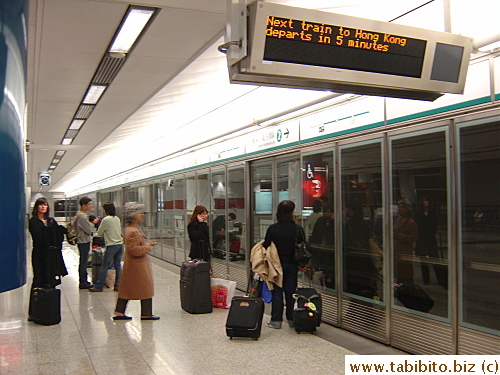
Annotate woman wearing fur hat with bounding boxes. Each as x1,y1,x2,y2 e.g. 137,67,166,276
112,202,159,320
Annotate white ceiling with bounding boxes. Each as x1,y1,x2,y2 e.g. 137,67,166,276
27,0,228,194
26,0,499,195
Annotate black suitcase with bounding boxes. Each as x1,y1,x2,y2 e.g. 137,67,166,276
292,287,322,333
180,259,212,314
226,296,264,340
92,235,105,247
394,283,434,313
91,248,103,284
31,287,61,325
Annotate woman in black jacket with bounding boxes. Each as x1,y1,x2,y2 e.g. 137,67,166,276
263,200,304,329
28,197,68,319
187,205,211,261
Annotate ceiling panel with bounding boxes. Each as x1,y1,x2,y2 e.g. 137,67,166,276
27,0,226,192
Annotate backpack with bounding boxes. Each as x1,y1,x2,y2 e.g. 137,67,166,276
66,213,84,245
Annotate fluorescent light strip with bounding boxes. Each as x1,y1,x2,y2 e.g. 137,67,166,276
109,7,155,53
56,150,66,156
69,119,85,130
62,138,73,145
478,41,500,52
83,84,106,104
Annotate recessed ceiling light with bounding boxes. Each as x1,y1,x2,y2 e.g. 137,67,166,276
82,84,106,104
62,138,73,145
69,119,85,130
109,7,156,54
56,150,66,156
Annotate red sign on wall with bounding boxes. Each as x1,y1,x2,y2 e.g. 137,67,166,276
302,162,327,209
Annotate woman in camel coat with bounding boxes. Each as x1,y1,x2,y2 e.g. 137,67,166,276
112,202,159,320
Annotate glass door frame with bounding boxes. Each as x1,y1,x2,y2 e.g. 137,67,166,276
249,152,301,244
455,113,500,337
338,138,387,327
388,125,452,322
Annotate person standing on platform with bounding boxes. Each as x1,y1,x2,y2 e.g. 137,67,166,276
307,200,323,242
188,205,211,262
394,197,419,284
28,197,68,320
113,202,159,320
75,197,94,289
263,200,303,329
90,202,123,292
415,196,447,288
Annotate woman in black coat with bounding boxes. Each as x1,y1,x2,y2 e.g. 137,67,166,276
263,200,303,329
28,197,68,319
187,205,211,261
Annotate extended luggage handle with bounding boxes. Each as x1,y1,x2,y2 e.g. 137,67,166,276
292,293,320,312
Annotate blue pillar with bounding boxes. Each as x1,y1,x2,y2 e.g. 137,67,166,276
0,0,28,292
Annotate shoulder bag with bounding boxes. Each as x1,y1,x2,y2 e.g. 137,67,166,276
295,224,312,267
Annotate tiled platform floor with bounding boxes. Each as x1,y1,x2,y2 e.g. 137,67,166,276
0,242,405,375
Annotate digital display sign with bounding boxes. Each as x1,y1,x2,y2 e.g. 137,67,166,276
264,16,427,78
225,2,473,101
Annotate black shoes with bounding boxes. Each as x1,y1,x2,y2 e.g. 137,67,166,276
112,315,132,320
141,315,160,320
89,287,102,292
112,315,160,320
79,283,93,289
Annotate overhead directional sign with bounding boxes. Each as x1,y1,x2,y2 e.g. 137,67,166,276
246,120,299,153
225,1,473,101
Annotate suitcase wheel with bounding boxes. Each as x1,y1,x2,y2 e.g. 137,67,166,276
229,336,233,340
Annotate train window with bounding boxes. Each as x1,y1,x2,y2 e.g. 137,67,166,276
459,120,500,332
228,167,246,268
211,169,227,263
302,150,335,291
341,141,384,302
391,131,449,317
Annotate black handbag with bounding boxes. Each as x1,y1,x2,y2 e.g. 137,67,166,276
295,224,312,267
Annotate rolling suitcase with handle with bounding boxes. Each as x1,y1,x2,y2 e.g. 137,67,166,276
292,287,322,333
91,247,103,284
226,296,264,340
180,259,212,314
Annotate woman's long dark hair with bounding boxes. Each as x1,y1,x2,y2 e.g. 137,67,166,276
32,197,50,219
189,205,208,224
276,200,295,223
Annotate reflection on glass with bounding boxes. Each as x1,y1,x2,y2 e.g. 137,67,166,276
459,122,500,332
341,142,383,301
252,162,273,244
302,151,334,291
174,176,185,266
228,167,246,267
211,170,227,263
161,179,175,263
392,132,448,317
